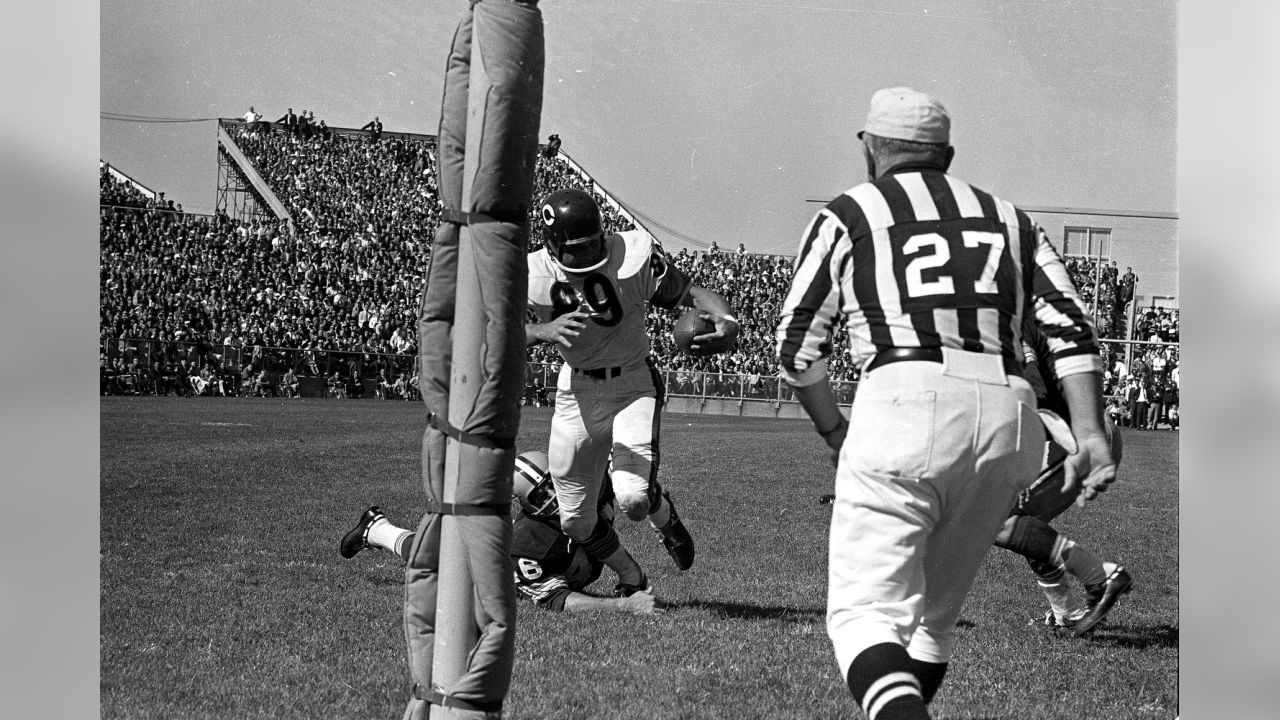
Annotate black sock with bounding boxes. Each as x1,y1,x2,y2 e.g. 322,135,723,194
580,516,622,561
845,643,931,720
909,659,948,703
396,532,415,562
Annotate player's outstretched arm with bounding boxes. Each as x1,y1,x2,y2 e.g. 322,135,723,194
562,589,661,615
1059,371,1117,505
526,311,589,349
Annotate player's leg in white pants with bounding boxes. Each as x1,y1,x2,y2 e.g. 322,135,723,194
549,367,647,587
610,388,660,522
548,369,609,542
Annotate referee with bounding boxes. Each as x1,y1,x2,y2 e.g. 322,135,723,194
775,87,1116,720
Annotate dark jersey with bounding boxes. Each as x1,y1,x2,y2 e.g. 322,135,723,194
510,510,604,611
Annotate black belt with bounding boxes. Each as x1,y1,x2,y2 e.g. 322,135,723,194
574,366,622,380
865,348,1022,376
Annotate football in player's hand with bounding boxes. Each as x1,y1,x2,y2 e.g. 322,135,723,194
673,308,736,356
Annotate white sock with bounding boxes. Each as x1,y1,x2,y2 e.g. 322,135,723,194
1038,579,1085,621
367,517,410,553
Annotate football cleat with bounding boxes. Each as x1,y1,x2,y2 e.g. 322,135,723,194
655,491,695,571
340,506,385,559
1073,564,1133,637
613,573,652,598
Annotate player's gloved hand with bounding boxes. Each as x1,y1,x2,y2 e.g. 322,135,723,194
620,590,662,615
1062,431,1117,507
690,312,739,352
535,311,589,349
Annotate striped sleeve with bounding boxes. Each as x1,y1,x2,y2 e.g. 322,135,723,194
775,210,848,385
1027,223,1103,379
513,565,574,612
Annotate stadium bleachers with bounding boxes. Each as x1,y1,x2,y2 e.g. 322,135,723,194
100,118,1178,398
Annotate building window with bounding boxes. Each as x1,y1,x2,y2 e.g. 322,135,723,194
1063,226,1112,260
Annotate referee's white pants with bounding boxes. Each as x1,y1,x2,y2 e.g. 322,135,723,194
827,356,1042,676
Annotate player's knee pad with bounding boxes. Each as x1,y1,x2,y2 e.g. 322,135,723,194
614,476,659,521
617,494,649,522
579,515,622,560
609,450,659,520
993,514,1059,566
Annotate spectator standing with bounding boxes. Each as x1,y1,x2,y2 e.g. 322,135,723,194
1145,377,1165,429
1111,355,1128,389
347,367,365,399
1124,377,1146,429
361,115,383,143
1130,351,1151,387
1165,385,1180,429
1105,396,1126,426
543,133,561,158
276,107,299,135
243,106,263,132
1119,266,1138,308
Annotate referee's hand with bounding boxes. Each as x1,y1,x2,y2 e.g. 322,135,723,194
818,416,848,468
1063,432,1117,506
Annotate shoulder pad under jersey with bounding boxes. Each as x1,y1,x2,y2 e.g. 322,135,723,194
615,229,661,279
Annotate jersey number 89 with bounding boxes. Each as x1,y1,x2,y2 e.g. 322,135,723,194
550,275,623,327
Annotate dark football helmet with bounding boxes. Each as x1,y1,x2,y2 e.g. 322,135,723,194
512,450,558,519
539,188,608,273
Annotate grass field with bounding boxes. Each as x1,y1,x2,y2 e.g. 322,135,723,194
100,397,1178,719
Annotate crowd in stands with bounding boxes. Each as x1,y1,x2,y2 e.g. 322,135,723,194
100,167,153,210
101,111,1178,401
1101,340,1180,431
100,165,186,216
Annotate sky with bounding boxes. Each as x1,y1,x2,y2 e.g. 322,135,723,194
100,0,1177,257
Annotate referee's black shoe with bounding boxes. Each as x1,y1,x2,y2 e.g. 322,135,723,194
340,506,385,559
1073,564,1133,637
655,491,695,571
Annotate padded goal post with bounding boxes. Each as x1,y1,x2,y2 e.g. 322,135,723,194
404,2,544,719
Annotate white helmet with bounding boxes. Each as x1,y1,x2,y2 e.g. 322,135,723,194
512,451,557,519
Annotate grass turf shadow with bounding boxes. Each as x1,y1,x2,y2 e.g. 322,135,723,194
1081,621,1178,650
671,598,824,622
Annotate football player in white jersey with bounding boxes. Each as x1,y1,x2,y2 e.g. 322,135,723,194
526,188,739,596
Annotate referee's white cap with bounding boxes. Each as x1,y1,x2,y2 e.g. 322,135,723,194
859,87,950,144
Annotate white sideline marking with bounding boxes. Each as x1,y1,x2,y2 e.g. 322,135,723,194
200,422,253,427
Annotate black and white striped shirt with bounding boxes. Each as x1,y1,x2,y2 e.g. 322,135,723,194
776,164,1101,384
